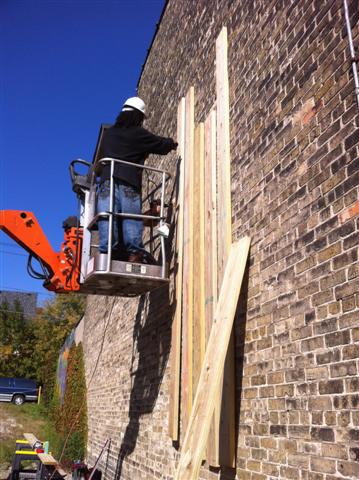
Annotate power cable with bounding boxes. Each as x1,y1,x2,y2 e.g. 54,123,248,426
0,241,23,249
0,250,28,257
0,286,53,297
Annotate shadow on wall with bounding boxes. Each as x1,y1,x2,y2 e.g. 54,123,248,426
114,287,173,479
208,261,250,480
114,160,180,479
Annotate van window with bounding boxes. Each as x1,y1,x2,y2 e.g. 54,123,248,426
14,378,36,388
0,378,10,387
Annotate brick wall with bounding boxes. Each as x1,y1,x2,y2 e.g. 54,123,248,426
83,0,359,478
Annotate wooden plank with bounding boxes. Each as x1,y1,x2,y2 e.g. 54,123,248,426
169,97,186,441
203,110,220,462
23,433,39,448
38,453,58,465
192,122,205,396
216,26,232,274
204,110,217,342
181,87,195,435
175,238,251,480
214,25,236,467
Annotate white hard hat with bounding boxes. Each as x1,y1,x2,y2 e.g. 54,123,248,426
122,97,146,116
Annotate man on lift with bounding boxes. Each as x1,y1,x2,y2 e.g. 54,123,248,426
97,97,177,263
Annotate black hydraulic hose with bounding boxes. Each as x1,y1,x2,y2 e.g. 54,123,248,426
27,254,50,281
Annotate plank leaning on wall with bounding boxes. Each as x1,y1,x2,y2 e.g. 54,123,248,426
181,87,195,435
169,97,186,440
175,237,251,480
214,25,236,467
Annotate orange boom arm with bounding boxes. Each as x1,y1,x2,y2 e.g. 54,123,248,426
0,210,82,293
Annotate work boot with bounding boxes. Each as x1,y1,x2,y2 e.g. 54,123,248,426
128,252,144,263
127,251,158,265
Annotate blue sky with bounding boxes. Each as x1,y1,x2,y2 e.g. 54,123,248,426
0,0,165,304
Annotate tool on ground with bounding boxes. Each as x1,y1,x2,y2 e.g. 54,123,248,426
10,434,65,480
71,438,110,480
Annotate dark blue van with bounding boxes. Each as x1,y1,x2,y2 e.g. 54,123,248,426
0,377,38,405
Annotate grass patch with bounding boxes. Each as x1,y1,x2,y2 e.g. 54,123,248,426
0,403,62,464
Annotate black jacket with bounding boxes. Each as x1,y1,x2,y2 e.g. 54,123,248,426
99,125,176,189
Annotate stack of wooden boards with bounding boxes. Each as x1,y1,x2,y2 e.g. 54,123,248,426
168,26,251,478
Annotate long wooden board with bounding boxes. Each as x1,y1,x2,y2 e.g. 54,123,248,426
169,97,186,440
23,433,39,448
175,238,251,480
203,110,219,461
204,110,217,343
181,87,195,435
192,123,205,395
216,27,232,274
38,453,58,466
214,25,236,467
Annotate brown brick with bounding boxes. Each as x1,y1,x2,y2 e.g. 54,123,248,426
259,385,274,397
343,344,359,360
311,456,336,474
267,371,284,384
279,438,297,453
335,279,359,300
324,411,336,425
316,349,341,365
268,398,286,410
310,427,335,442
285,369,305,382
262,462,279,476
288,453,309,468
346,377,359,392
319,379,344,394
298,281,319,299
295,255,317,274
243,387,258,399
322,443,348,460
319,270,346,289
338,411,351,427
339,311,359,328
301,335,325,352
349,447,359,461
291,324,312,340
333,248,357,269
328,301,341,315
313,317,337,335
338,461,359,478
306,366,328,381
325,329,350,347
317,242,342,262
251,374,266,386
276,383,295,397
312,289,334,306
260,437,277,449
342,295,356,312
288,426,310,439
279,465,301,479
330,361,357,378
339,200,359,223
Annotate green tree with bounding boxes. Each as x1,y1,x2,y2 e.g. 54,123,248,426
32,294,86,406
0,300,36,377
57,343,87,464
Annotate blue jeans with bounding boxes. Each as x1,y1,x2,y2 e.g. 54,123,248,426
97,180,144,255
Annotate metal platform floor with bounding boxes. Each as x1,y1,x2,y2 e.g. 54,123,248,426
80,253,169,296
